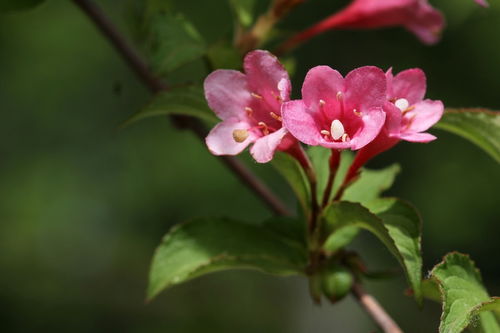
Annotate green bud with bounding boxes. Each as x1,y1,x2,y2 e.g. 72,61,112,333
321,264,354,303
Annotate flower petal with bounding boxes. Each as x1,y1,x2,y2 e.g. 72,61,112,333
404,1,444,45
383,102,403,135
405,99,444,132
250,127,289,163
302,66,344,111
475,0,489,8
282,100,323,146
204,70,251,121
391,68,426,104
205,118,255,155
244,50,291,106
397,132,436,142
344,66,386,112
349,107,386,150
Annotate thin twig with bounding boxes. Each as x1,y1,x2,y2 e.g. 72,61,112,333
351,283,403,333
72,0,291,216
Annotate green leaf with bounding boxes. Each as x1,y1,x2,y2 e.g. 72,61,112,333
434,108,500,163
206,41,241,70
259,216,307,246
272,152,310,215
144,11,206,75
148,217,308,300
228,0,257,27
121,85,217,127
322,226,359,254
430,252,500,333
0,0,44,12
307,146,330,203
323,200,423,303
342,164,400,205
307,148,355,204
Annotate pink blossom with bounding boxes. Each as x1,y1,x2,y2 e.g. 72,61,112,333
282,66,386,151
285,0,445,49
204,50,295,163
346,68,444,180
475,0,489,7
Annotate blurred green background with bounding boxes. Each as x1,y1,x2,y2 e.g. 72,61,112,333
0,0,498,332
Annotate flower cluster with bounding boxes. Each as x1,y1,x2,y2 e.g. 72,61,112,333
204,50,443,169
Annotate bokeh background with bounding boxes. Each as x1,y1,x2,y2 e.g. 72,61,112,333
0,0,498,332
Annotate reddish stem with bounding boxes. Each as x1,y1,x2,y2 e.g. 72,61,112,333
321,149,341,207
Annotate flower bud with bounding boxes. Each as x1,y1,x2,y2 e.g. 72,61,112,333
321,263,354,303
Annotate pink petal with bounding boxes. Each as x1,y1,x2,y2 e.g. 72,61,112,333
250,127,288,163
282,100,323,146
405,99,444,132
391,68,426,104
383,102,403,135
244,50,291,105
397,132,436,142
205,118,255,155
301,66,344,112
475,0,489,7
344,66,386,112
404,1,445,45
349,108,386,150
204,70,251,121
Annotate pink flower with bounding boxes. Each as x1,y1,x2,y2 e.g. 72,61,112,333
346,68,444,180
282,66,386,150
284,0,444,50
475,0,489,7
204,50,295,163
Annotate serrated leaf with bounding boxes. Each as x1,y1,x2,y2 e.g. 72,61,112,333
148,217,308,300
144,11,206,75
430,252,500,333
272,152,311,215
323,200,423,303
342,164,400,205
121,86,217,127
434,108,500,163
0,0,44,12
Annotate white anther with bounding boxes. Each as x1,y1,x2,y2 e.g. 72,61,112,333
341,133,349,142
330,119,345,141
277,78,287,92
395,98,410,111
336,91,343,100
319,99,326,107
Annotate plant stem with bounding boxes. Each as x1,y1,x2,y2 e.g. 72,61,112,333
236,0,305,54
72,0,291,216
351,283,403,333
321,149,341,207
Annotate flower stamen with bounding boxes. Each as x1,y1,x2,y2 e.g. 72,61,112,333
251,92,263,99
258,121,270,135
270,112,282,121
